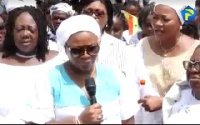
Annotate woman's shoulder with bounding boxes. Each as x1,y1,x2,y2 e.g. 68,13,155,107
96,63,125,79
45,50,59,60
45,50,67,64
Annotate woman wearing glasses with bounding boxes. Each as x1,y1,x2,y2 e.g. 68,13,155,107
46,15,139,124
135,1,200,124
163,45,200,123
70,0,134,75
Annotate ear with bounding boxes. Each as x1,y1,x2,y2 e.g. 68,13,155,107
180,25,182,30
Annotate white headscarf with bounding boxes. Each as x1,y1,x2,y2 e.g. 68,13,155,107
56,15,101,53
5,0,36,13
151,0,195,24
50,3,75,16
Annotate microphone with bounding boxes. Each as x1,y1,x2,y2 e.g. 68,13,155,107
85,77,97,105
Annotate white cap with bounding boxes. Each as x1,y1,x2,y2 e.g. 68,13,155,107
56,15,101,53
49,3,75,16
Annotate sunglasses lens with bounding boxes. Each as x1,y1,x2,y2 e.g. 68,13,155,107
70,48,84,57
87,45,100,55
95,11,105,16
83,10,105,17
69,45,99,57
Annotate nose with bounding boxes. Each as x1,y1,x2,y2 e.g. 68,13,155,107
154,19,163,27
80,50,91,59
21,30,30,38
189,65,198,74
91,13,98,19
55,18,62,24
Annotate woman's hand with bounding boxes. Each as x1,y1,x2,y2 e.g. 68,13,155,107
78,103,103,124
138,96,163,112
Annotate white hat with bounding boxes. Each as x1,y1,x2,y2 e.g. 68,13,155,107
50,3,75,16
151,0,196,24
56,15,101,53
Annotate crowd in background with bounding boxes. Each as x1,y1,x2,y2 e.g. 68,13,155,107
0,0,200,124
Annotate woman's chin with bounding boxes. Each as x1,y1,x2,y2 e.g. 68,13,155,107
190,79,200,90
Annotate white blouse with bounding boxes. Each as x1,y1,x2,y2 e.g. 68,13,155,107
0,53,66,124
165,89,200,124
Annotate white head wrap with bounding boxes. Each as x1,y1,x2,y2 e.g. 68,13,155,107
56,15,101,53
151,0,195,24
50,3,75,16
5,0,36,13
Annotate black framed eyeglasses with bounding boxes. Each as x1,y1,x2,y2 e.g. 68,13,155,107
67,44,100,57
183,60,200,71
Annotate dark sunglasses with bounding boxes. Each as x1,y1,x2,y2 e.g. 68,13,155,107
183,60,200,71
82,9,106,17
67,44,100,57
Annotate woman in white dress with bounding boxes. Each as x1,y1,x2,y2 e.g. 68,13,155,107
0,6,66,123
163,45,200,124
135,1,199,124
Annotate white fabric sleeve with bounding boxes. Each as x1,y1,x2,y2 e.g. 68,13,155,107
114,68,140,120
19,74,55,124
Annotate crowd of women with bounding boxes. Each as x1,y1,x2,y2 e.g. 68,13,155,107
0,0,200,124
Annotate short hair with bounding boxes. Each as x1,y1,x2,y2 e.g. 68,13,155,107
2,6,48,62
123,0,140,9
181,23,199,39
70,0,113,31
113,5,128,30
196,0,200,7
138,3,154,28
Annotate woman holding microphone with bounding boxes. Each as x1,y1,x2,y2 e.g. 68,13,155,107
46,14,140,124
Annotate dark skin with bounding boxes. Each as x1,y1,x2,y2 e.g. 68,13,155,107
195,5,200,23
47,31,102,124
140,15,153,37
65,31,98,87
111,16,124,39
82,1,108,31
0,12,58,65
47,32,135,124
137,14,154,40
124,5,140,17
51,10,71,32
81,2,135,124
187,48,200,100
150,5,195,57
139,5,195,112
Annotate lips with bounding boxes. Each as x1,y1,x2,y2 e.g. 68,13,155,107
21,42,31,46
83,59,92,63
154,30,164,34
189,74,200,80
190,76,200,79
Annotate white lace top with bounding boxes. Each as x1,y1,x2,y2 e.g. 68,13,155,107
0,53,67,124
